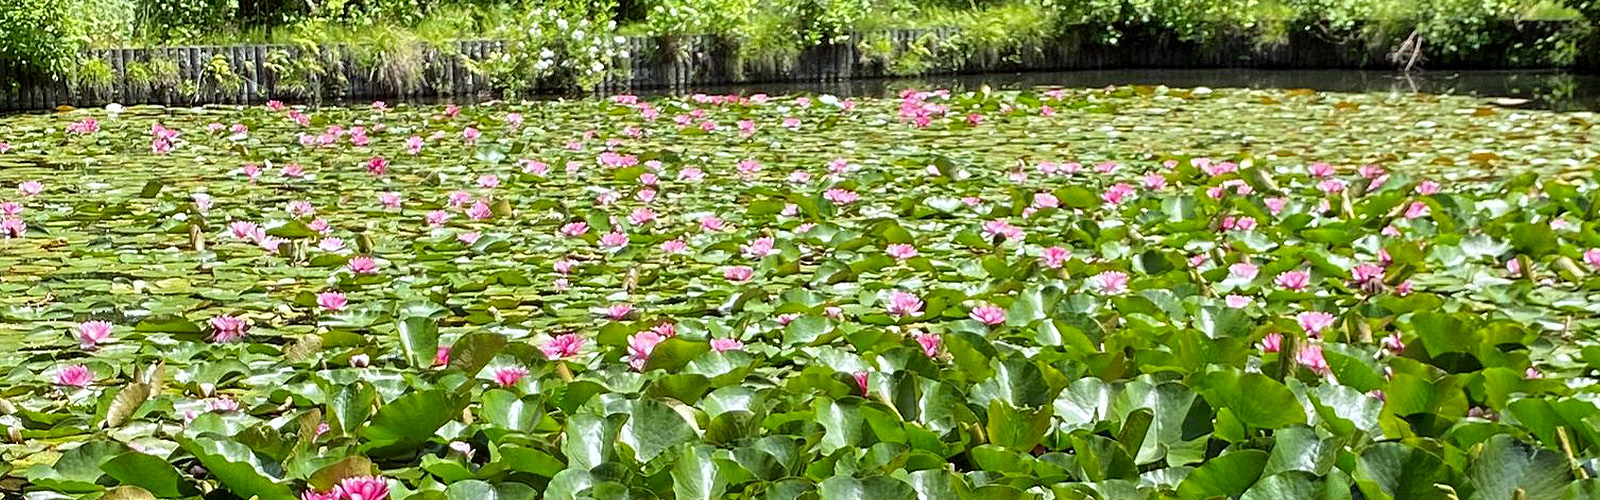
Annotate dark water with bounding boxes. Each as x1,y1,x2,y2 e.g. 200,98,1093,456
656,69,1600,111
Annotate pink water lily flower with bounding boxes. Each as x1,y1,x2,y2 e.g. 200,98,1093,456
661,239,688,254
1352,263,1384,284
492,366,529,387
710,338,744,352
1040,246,1069,269
1381,333,1405,353
628,207,657,226
626,331,666,371
521,160,549,176
347,256,379,274
982,220,1024,240
650,323,677,338
700,217,727,232
1585,249,1600,269
1275,270,1311,291
541,333,585,360
827,158,851,174
192,193,213,212
724,266,754,282
258,236,286,253
54,364,92,387
970,304,1007,325
18,181,43,197
736,159,761,176
599,231,629,250
823,189,858,205
1264,197,1288,215
1090,271,1129,295
886,243,917,260
208,315,249,343
1224,295,1252,308
1032,192,1059,209
338,476,390,500
378,192,402,209
228,221,259,240
1229,262,1259,280
0,217,23,238
287,200,315,217
316,292,348,311
1221,216,1256,231
914,333,941,358
560,222,590,237
301,488,340,500
405,136,423,155
852,371,870,395
605,303,633,320
425,210,451,227
1258,333,1283,353
742,237,776,258
1296,344,1331,376
1307,163,1335,177
476,174,498,189
76,321,113,349
886,291,924,317
66,118,99,134
1416,180,1440,195
1403,201,1430,219
366,157,388,176
1297,311,1337,337
1101,183,1136,205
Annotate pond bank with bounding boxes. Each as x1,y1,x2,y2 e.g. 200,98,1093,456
2,22,1597,112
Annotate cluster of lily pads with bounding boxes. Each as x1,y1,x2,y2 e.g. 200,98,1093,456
2,85,1600,499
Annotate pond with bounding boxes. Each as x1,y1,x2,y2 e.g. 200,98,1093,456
668,69,1600,111
1,86,1598,498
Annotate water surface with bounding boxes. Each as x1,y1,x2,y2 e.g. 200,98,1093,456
661,69,1600,111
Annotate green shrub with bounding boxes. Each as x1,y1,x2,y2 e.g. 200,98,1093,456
138,0,240,41
471,0,628,95
0,0,85,76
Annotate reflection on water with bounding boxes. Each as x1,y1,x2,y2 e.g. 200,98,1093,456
649,69,1600,111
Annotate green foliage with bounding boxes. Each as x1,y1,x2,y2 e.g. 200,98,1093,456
202,54,244,93
471,1,629,96
639,0,754,37
3,86,1600,498
0,0,85,76
138,0,240,41
72,58,115,96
